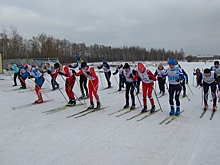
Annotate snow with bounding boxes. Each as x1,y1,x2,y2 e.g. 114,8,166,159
0,61,220,165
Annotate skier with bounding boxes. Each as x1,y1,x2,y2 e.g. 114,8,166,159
133,62,156,113
122,63,137,110
54,63,76,106
75,62,100,109
176,61,188,97
210,61,220,90
163,58,184,116
18,62,29,89
24,64,45,103
113,64,124,91
97,62,111,88
70,56,88,99
45,63,59,90
199,68,218,111
154,63,166,95
193,68,202,87
11,63,19,86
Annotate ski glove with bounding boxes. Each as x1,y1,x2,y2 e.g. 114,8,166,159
129,74,133,79
47,70,51,74
85,71,91,75
72,69,76,74
58,72,65,75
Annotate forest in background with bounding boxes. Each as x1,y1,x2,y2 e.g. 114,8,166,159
0,27,185,63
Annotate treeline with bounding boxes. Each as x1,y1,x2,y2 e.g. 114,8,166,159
0,27,185,63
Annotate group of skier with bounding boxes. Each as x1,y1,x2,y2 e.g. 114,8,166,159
9,57,220,116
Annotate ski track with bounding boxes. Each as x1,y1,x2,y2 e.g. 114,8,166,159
0,62,220,165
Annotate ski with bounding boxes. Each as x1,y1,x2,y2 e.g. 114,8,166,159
200,110,207,118
75,106,110,118
126,110,149,121
210,111,216,120
43,103,84,114
157,93,166,98
108,91,119,94
12,99,54,110
66,108,93,118
108,107,128,115
116,106,141,117
165,110,185,125
159,115,173,124
137,109,161,122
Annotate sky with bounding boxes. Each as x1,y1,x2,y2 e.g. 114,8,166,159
0,0,220,56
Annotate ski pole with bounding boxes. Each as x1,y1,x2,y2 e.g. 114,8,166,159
98,70,104,89
29,78,53,101
187,84,194,95
132,82,142,108
153,88,163,112
113,74,119,86
192,68,195,86
6,69,14,84
19,77,38,96
60,75,85,106
45,76,68,103
75,76,87,108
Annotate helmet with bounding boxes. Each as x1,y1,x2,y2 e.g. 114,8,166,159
76,56,81,61
81,62,87,68
168,58,176,65
138,63,145,70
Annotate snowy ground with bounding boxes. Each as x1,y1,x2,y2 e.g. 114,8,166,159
0,61,220,165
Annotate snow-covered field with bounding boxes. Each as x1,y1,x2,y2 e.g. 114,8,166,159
0,61,220,165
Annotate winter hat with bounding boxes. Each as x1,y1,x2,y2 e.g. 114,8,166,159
76,56,81,61
138,63,145,70
123,63,130,69
54,63,60,69
17,62,22,67
214,61,219,65
24,64,32,71
204,68,210,74
168,58,176,65
81,62,87,68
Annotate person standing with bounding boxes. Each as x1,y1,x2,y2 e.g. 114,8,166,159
76,62,100,109
98,62,111,88
133,62,156,113
54,63,76,106
163,58,184,116
45,63,59,90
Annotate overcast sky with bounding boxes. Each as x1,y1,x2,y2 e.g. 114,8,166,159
0,0,220,55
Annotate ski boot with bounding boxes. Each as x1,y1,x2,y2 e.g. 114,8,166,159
141,106,148,113
34,99,43,103
124,104,129,109
175,106,180,116
96,102,101,109
67,99,76,106
182,92,186,98
150,105,156,114
130,105,135,110
204,104,208,111
169,106,175,116
88,102,94,109
213,105,217,111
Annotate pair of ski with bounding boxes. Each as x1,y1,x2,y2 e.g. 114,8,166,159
66,106,109,118
200,109,216,120
159,110,185,125
12,99,54,110
43,103,85,114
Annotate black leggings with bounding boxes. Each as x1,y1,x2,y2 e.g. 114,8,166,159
105,71,111,87
203,82,217,106
125,82,135,105
158,77,165,93
13,73,18,85
80,75,88,96
169,84,182,107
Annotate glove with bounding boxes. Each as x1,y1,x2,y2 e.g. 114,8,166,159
186,81,188,84
68,65,72,68
85,71,91,75
129,74,133,79
113,72,116,75
72,69,76,74
58,71,64,75
47,70,51,74
176,78,180,82
149,76,152,80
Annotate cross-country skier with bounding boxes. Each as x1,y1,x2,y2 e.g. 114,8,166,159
193,68,202,87
97,62,111,88
69,56,88,99
24,64,45,103
45,63,59,90
210,61,220,90
18,62,29,89
154,63,166,95
199,68,219,111
113,64,124,91
75,62,100,109
122,63,137,110
11,63,19,86
133,62,156,113
163,58,184,116
54,63,76,106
